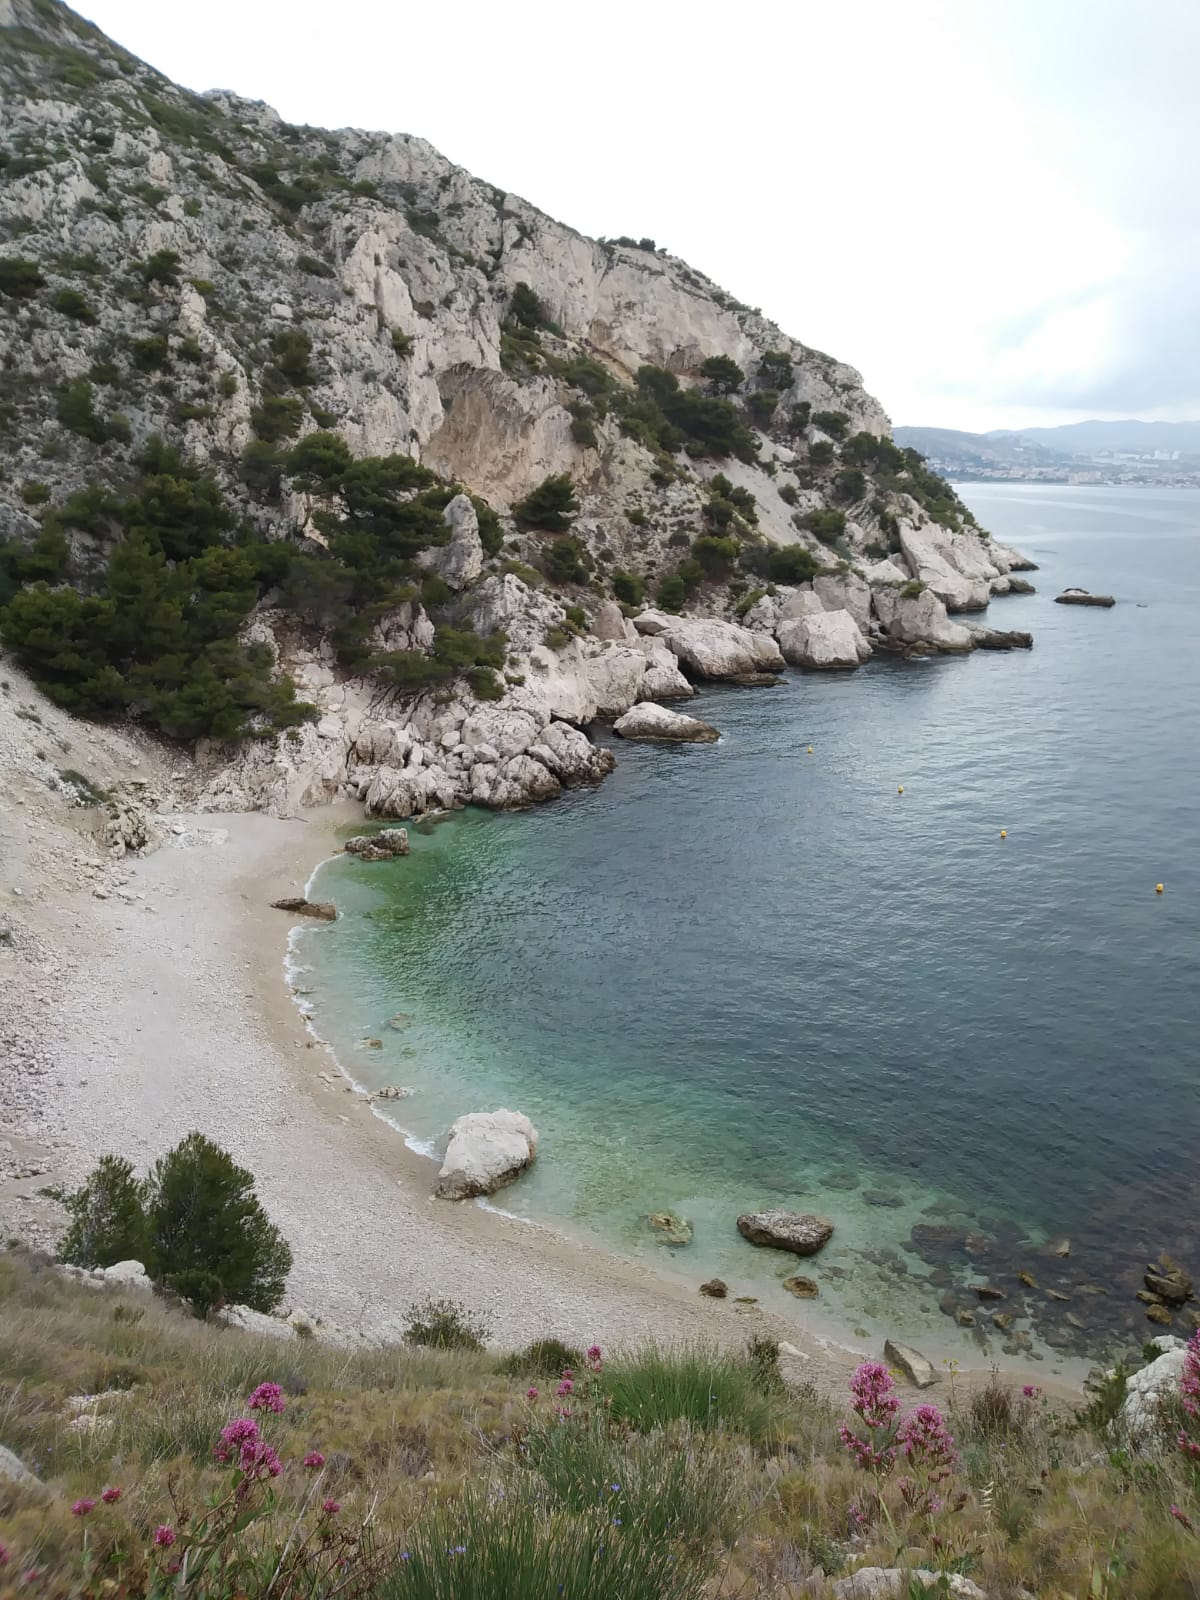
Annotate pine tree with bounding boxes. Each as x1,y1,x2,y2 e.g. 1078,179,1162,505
57,1155,150,1268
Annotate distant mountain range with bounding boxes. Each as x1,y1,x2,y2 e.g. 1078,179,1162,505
894,420,1200,479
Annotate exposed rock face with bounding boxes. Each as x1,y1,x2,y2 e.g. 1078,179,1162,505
0,1443,39,1488
776,609,871,669
652,617,786,680
1119,1336,1189,1441
613,703,719,742
415,493,483,591
870,582,974,652
883,1339,938,1388
435,1109,538,1200
813,572,872,632
345,828,410,859
736,1209,834,1256
1056,588,1116,607
591,600,631,643
899,519,1012,612
270,897,337,921
833,1570,986,1600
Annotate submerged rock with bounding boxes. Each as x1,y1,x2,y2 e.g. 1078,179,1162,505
883,1339,938,1388
648,1211,693,1247
1055,588,1115,607
736,1209,834,1256
435,1109,538,1200
613,702,719,743
782,1274,819,1298
270,897,337,921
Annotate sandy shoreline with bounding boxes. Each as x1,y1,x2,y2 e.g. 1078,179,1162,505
0,746,1081,1398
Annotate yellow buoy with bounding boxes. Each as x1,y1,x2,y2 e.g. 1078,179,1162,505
1000,830,1007,839
1156,883,1164,894
897,785,904,794
807,745,814,754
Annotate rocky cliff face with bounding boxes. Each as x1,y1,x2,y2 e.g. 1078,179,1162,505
0,0,1033,819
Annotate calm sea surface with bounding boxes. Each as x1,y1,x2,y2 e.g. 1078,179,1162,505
294,484,1200,1373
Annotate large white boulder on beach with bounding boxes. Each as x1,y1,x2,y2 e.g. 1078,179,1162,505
614,702,720,742
776,609,871,670
436,1110,538,1199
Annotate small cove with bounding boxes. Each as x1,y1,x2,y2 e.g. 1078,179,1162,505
291,484,1200,1376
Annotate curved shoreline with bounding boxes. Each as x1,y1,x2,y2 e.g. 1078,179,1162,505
271,810,1087,1398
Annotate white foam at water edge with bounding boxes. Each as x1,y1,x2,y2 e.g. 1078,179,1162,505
475,1196,540,1228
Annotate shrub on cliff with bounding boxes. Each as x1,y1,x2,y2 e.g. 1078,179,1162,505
514,474,578,534
699,354,744,394
758,350,794,390
612,570,644,606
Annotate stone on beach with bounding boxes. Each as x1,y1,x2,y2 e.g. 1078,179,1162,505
736,1208,834,1256
436,1109,538,1200
613,702,720,742
270,897,337,921
699,1278,728,1298
883,1338,939,1388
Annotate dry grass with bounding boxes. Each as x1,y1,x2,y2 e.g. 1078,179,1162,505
2,1254,1199,1597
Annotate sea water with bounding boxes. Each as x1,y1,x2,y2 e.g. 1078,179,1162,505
290,484,1200,1371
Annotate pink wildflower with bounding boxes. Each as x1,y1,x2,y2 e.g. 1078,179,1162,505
322,1499,342,1515
0,1543,8,1567
248,1382,286,1414
1182,1330,1200,1420
153,1526,176,1548
898,1404,958,1475
556,1378,574,1397
1179,1429,1200,1462
561,1368,574,1381
239,1440,283,1480
1171,1505,1195,1533
303,1451,326,1470
556,1407,573,1420
71,1499,96,1518
214,1417,261,1462
839,1362,901,1471
526,1387,539,1401
101,1486,122,1504
1022,1385,1041,1399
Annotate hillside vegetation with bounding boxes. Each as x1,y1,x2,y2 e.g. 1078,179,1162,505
1,1252,1199,1597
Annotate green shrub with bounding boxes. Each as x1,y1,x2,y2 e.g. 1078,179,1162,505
269,327,314,387
745,388,779,427
501,558,542,588
813,409,850,440
809,439,836,467
788,401,812,432
57,1155,150,1269
496,1337,584,1378
468,666,504,700
900,579,926,598
147,1132,292,1314
251,395,304,442
759,350,794,390
798,507,846,544
544,535,588,584
603,1344,791,1444
296,252,334,278
471,496,504,557
286,429,352,490
743,544,822,584
779,483,799,506
735,585,768,619
699,354,744,394
693,533,739,578
509,280,548,329
403,1295,489,1351
513,473,577,533
140,248,181,287
656,573,687,612
131,334,169,370
51,286,95,321
19,480,50,506
56,377,105,441
612,570,644,606
391,328,415,358
0,257,45,300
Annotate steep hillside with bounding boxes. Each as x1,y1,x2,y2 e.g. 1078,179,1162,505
0,0,1033,818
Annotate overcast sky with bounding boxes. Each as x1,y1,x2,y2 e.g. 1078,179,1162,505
77,0,1199,432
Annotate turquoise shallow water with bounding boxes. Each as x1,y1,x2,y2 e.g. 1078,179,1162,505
292,485,1200,1374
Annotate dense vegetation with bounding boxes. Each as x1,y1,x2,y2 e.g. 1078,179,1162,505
0,435,510,731
57,1134,293,1316
2,1250,1198,1597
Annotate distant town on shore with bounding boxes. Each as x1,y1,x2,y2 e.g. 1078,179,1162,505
896,419,1200,486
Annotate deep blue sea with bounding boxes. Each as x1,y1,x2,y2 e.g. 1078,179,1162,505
292,485,1200,1373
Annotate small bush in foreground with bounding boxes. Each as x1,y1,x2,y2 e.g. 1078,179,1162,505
403,1296,489,1351
603,1343,792,1444
496,1337,583,1379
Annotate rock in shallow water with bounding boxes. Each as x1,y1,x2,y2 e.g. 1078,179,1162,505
1055,588,1115,607
613,702,719,743
782,1274,819,1298
435,1109,538,1200
648,1211,693,1246
345,828,410,859
736,1209,834,1256
270,897,337,921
